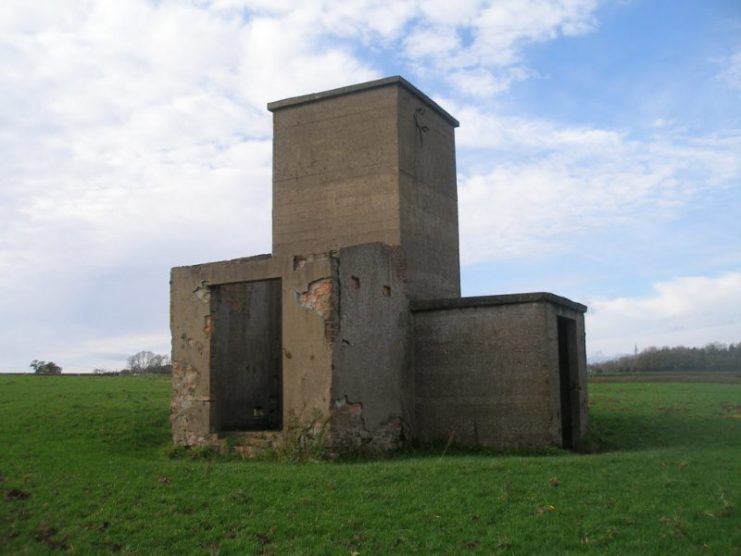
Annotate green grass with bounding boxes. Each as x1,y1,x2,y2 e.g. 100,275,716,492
1,375,739,555
589,370,741,383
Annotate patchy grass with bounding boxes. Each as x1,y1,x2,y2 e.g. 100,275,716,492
1,375,739,554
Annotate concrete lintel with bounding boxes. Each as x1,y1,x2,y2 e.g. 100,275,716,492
267,76,460,128
171,253,272,273
171,253,282,286
410,292,588,314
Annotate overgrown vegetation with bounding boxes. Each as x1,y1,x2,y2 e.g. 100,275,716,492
273,410,330,463
589,341,741,374
1,374,739,554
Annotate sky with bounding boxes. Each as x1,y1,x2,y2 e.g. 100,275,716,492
1,0,740,372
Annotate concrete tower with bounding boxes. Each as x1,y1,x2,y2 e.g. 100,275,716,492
269,76,461,300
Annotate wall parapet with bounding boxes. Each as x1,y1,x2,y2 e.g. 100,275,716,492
410,292,587,314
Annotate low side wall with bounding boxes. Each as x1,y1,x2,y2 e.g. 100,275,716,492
170,252,337,448
170,244,413,455
170,254,282,446
412,294,587,449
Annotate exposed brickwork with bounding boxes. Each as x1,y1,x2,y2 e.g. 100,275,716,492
297,278,338,343
329,397,405,453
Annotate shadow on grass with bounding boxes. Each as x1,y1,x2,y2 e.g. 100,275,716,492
579,412,739,454
327,408,741,463
160,409,741,465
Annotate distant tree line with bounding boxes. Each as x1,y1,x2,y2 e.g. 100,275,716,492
30,360,62,375
93,351,172,376
589,342,741,374
126,351,171,374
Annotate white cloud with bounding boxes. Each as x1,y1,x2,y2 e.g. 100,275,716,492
453,104,623,150
0,0,738,371
418,0,487,26
402,0,600,96
0,0,383,371
717,50,741,92
449,66,535,96
403,26,461,58
474,0,598,59
586,272,741,357
456,114,741,263
1,0,610,317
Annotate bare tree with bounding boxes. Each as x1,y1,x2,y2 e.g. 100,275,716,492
126,351,171,374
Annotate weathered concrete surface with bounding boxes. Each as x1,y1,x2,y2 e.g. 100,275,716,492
411,294,587,449
171,244,415,453
397,85,460,300
280,252,336,428
271,84,400,258
170,254,282,446
170,252,333,447
269,76,460,300
330,243,412,451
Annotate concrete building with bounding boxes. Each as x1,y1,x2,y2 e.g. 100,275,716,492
170,76,588,455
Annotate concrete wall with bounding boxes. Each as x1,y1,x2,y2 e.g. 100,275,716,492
269,76,460,300
172,251,588,452
397,85,460,300
280,252,337,427
170,253,336,447
412,294,587,449
171,243,415,452
170,254,282,446
270,84,401,258
330,243,413,450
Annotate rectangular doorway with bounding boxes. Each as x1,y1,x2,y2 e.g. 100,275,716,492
557,316,579,449
210,279,282,432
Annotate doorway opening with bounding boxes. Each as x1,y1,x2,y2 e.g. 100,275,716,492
557,316,579,449
210,279,282,432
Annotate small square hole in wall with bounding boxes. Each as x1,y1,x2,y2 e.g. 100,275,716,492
383,285,391,296
351,276,360,289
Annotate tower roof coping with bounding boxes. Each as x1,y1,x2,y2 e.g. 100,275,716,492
266,75,460,128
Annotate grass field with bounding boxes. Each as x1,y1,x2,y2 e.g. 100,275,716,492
1,375,739,555
589,371,741,383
